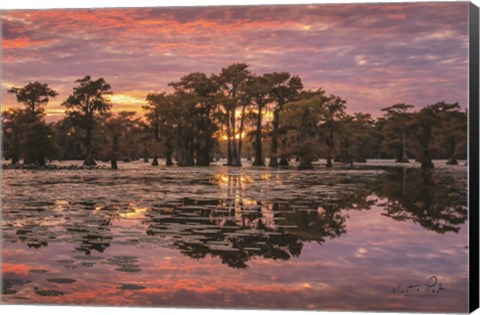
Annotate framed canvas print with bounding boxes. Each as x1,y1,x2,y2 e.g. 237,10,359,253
1,0,479,314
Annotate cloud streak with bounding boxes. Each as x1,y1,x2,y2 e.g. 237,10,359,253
1,2,469,119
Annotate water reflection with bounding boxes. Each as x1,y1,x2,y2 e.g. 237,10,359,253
376,168,467,233
1,163,469,310
145,201,306,269
2,168,467,262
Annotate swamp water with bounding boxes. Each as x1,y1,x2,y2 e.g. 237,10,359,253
1,160,469,311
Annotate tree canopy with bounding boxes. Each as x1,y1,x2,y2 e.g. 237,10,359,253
2,65,467,170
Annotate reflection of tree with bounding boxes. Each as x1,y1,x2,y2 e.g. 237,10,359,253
5,165,466,274
144,175,375,269
66,220,113,255
15,225,50,249
64,203,114,255
145,206,306,269
376,168,467,233
2,201,58,249
283,205,346,244
283,184,377,243
3,201,115,255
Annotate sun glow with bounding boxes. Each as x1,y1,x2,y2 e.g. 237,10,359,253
212,174,254,186
107,94,145,106
217,131,248,141
119,204,149,219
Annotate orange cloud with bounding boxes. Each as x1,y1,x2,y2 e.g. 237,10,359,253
3,37,57,49
1,3,469,119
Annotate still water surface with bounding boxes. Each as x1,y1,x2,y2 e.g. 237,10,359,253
1,160,469,311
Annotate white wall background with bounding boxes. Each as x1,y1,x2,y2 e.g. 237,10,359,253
0,1,479,315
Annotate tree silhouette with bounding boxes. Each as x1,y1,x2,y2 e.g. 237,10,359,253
8,81,58,120
2,109,29,164
319,95,347,167
266,72,303,167
432,103,466,165
62,76,113,166
144,92,168,166
102,111,138,169
170,72,220,166
281,89,327,169
381,104,414,163
216,63,251,166
244,74,272,166
2,64,468,169
4,81,60,165
411,102,461,169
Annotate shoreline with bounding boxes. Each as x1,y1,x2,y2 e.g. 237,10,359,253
1,160,468,171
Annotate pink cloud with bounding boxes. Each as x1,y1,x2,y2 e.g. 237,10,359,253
1,2,469,118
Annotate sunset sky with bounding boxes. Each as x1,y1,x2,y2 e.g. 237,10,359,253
1,2,470,121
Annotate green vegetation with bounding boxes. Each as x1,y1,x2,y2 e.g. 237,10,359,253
2,64,468,170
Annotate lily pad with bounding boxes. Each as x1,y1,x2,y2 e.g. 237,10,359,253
80,262,95,268
115,267,142,273
3,279,32,287
73,255,104,261
35,289,67,297
28,269,49,274
119,284,146,291
46,278,77,284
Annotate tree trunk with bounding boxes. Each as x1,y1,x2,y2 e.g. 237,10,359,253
253,105,264,166
177,127,194,167
356,156,367,163
226,109,232,165
396,131,409,163
340,139,348,163
269,109,280,167
84,123,96,166
446,134,458,165
349,148,354,168
279,135,289,167
189,130,195,166
326,129,334,168
446,157,458,165
230,110,239,166
38,156,46,166
196,145,210,166
111,135,119,169
298,155,313,170
151,123,160,166
421,151,434,169
326,150,333,168
143,141,149,162
235,104,247,166
166,137,173,166
151,154,159,166
420,127,434,169
279,156,289,166
196,117,211,166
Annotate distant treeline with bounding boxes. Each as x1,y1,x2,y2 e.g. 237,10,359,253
1,63,467,170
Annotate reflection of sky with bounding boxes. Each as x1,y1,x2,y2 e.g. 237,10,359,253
2,204,468,311
1,161,469,310
1,2,469,121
